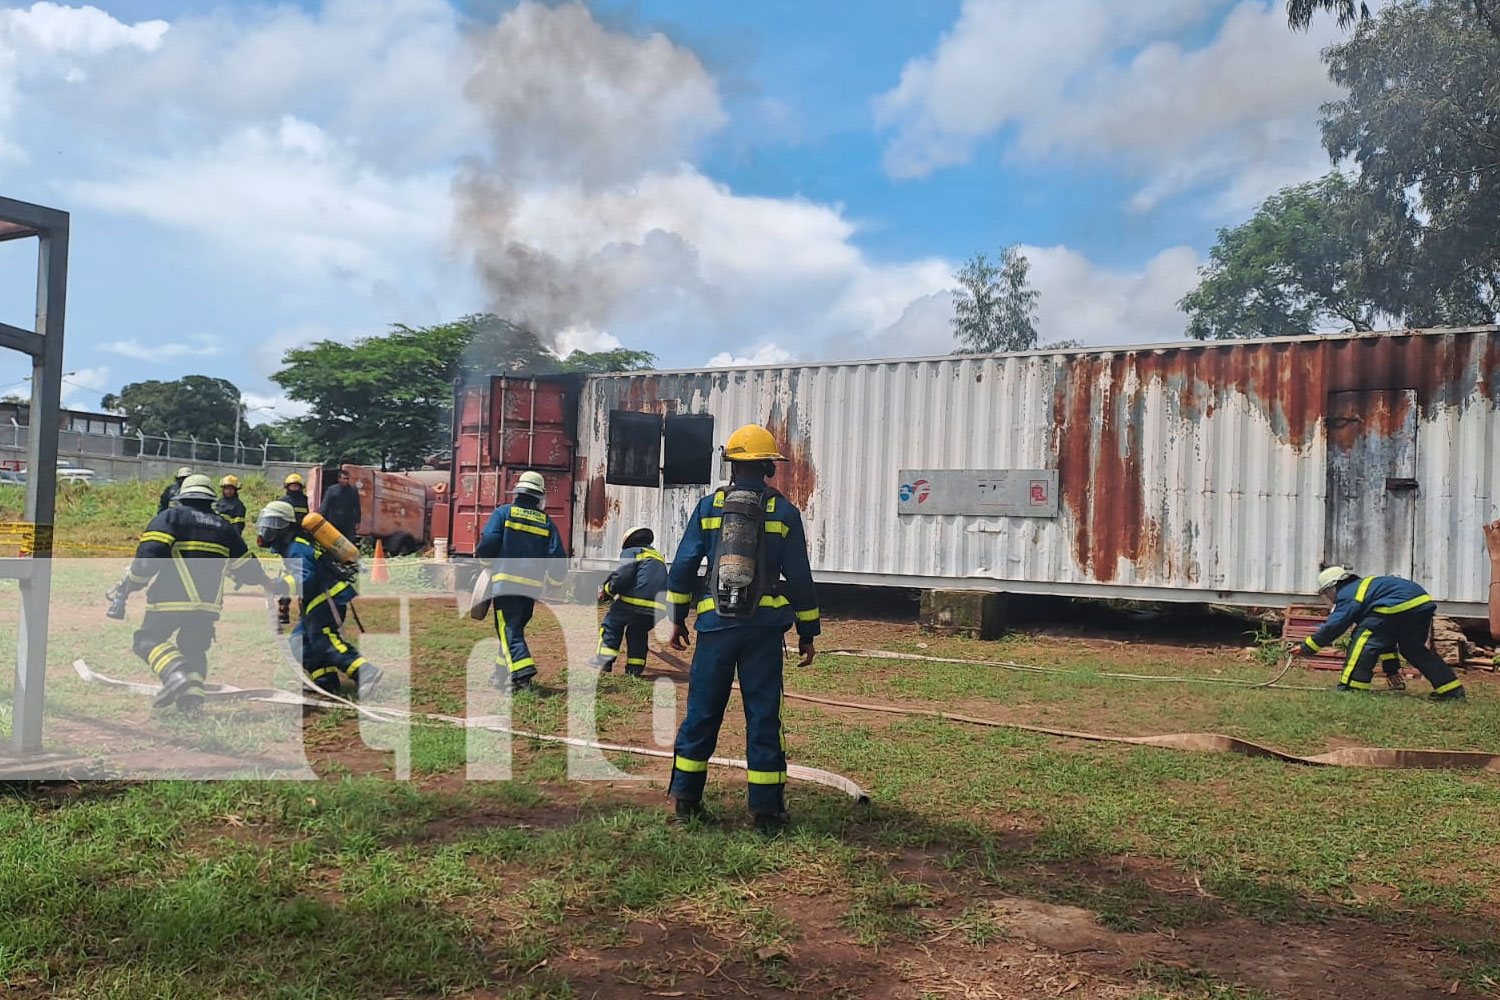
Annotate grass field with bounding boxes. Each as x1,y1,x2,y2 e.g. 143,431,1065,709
1,479,1498,999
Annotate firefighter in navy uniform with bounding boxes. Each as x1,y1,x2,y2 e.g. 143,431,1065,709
157,466,192,512
215,475,247,535
256,501,382,698
475,470,566,691
1292,566,1466,700
588,526,668,676
666,424,821,831
275,473,311,628
110,474,272,711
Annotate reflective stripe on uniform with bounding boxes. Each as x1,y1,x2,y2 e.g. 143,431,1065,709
712,492,725,508
175,540,231,556
746,769,787,785
764,520,789,536
667,591,692,605
508,657,536,673
1355,576,1374,602
1341,629,1372,686
309,665,339,681
1434,679,1463,694
127,570,151,585
695,594,790,614
674,755,709,773
505,520,550,538
626,657,646,666
145,601,220,613
1375,594,1433,614
620,595,665,610
1347,679,1372,690
1303,636,1323,653
795,608,820,623
696,596,715,614
701,516,723,530
322,626,350,654
140,530,175,545
492,572,544,588
348,657,370,676
304,580,351,614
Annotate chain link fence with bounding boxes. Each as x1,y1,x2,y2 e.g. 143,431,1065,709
6,420,307,467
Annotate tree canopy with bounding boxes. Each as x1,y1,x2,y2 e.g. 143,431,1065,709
951,246,1040,354
271,314,656,468
101,376,266,446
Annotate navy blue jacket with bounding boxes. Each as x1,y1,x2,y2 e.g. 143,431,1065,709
603,545,669,612
667,485,820,638
476,501,566,598
1304,575,1435,653
126,502,265,615
273,533,357,629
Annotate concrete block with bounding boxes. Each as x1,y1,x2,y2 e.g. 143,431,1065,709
920,589,1009,640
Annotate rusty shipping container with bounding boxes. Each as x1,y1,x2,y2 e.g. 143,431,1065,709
566,327,1500,616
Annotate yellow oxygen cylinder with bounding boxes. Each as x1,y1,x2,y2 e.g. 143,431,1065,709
302,512,360,565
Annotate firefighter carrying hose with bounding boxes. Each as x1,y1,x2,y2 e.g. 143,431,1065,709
475,470,566,692
275,472,310,629
256,501,382,698
1291,567,1466,700
666,424,820,831
215,475,246,535
157,466,192,512
108,474,272,711
587,526,667,676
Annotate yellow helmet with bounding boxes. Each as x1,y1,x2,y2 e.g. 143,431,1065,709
284,472,305,487
514,470,546,496
724,424,785,462
219,475,240,489
1317,566,1354,593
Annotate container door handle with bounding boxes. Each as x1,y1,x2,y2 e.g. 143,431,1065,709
1385,478,1419,492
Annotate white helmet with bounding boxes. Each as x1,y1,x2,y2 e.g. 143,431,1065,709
1317,566,1354,593
177,474,216,502
514,470,546,497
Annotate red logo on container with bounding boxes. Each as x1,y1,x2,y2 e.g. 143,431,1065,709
1030,481,1048,505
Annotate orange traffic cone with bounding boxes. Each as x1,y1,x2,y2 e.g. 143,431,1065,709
371,538,389,584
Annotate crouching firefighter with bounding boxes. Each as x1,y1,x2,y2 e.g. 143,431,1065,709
475,470,566,692
1292,567,1465,700
666,424,820,831
256,501,382,698
107,474,272,711
588,526,668,676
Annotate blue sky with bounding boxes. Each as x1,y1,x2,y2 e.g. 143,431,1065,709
0,0,1348,421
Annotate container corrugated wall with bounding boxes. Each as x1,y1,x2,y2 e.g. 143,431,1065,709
572,329,1500,614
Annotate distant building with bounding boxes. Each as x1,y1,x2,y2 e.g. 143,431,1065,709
0,401,127,437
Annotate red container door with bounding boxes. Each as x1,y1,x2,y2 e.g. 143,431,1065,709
449,377,576,556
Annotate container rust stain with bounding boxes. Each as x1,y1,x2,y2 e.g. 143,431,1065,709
1052,357,1156,583
765,397,817,513
584,470,608,529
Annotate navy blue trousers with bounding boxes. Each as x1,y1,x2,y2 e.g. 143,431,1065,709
596,603,654,674
493,596,538,683
669,626,787,815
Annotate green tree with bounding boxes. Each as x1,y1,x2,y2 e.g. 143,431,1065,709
1321,0,1500,323
1287,0,1370,30
100,376,260,446
559,348,657,373
1179,174,1391,340
272,314,656,468
951,245,1040,353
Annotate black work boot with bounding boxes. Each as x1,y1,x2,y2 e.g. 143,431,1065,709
176,673,206,714
351,663,383,700
670,798,706,824
586,655,613,673
1430,686,1467,702
753,811,790,835
152,665,193,709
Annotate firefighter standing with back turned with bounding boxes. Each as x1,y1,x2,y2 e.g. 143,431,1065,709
588,526,668,676
275,472,310,629
108,474,272,711
1292,566,1466,700
666,424,820,831
475,470,566,692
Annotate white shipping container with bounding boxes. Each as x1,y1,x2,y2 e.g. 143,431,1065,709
570,328,1500,616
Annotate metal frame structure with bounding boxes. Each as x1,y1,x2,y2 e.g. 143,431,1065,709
1,197,68,755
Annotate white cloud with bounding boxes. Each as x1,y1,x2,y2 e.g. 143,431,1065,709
876,0,1342,213
100,334,222,362
1025,244,1202,346
248,322,359,379
67,116,452,291
60,364,110,409
706,344,795,367
242,392,309,424
555,325,623,357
